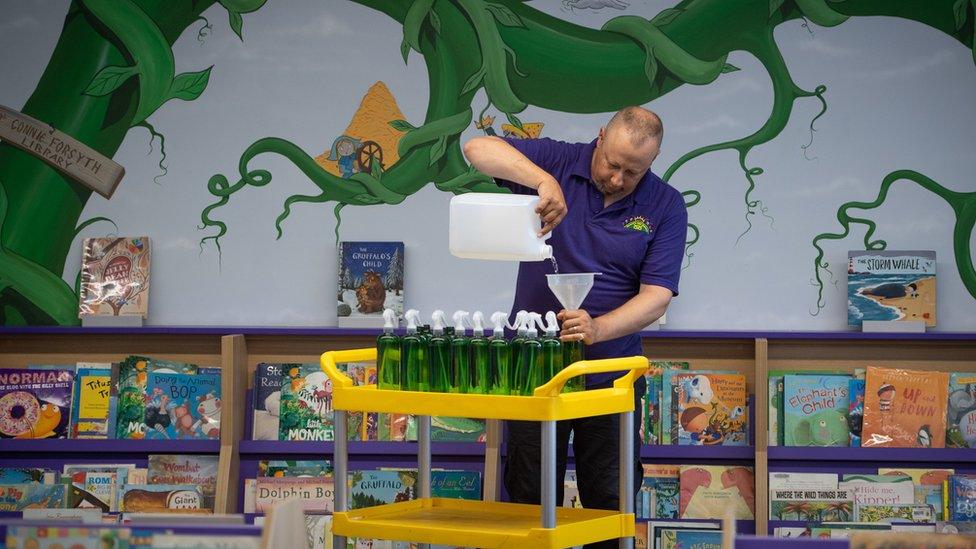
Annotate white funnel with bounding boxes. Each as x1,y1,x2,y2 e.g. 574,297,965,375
546,273,601,310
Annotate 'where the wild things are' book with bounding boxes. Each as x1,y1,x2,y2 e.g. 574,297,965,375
848,250,935,327
337,241,404,328
79,236,151,317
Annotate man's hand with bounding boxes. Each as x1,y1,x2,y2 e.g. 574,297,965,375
557,309,604,345
536,178,568,236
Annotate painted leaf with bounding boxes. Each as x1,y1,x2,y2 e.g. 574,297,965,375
400,38,410,64
651,8,683,26
370,157,383,179
505,113,524,130
954,0,969,30
721,63,740,73
83,65,139,97
485,2,525,28
769,0,786,17
461,67,486,95
644,53,659,85
429,9,441,34
228,10,244,41
429,135,447,167
388,119,417,132
170,66,214,101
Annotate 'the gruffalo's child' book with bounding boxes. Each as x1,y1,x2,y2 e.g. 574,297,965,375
783,375,851,447
0,368,74,439
143,371,221,440
279,363,334,441
861,366,949,448
946,373,976,449
337,241,404,328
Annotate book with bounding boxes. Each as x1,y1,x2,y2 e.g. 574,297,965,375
946,372,976,449
769,375,781,447
769,472,839,492
115,356,198,439
70,363,112,438
306,514,332,549
854,503,935,523
144,370,221,440
861,366,949,448
670,530,722,549
679,465,754,519
674,373,748,446
79,236,151,317
840,474,915,507
258,460,332,477
431,416,485,442
0,367,74,439
0,467,54,483
279,363,333,441
769,488,854,521
254,476,334,513
879,468,954,521
252,363,285,441
0,484,66,510
148,455,219,510
349,470,416,509
642,361,689,444
647,521,719,549
948,475,976,521
120,484,206,513
847,250,936,327
783,374,851,447
563,470,581,509
849,378,865,447
337,241,404,328
70,469,120,511
661,369,733,445
431,470,481,500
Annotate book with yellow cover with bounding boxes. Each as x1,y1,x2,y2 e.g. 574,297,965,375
679,465,754,519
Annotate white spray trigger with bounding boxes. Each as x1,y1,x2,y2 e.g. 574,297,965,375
404,309,421,332
472,311,486,335
490,312,508,336
544,311,559,335
382,309,398,332
453,310,470,334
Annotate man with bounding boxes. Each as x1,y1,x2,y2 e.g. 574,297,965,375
463,106,687,548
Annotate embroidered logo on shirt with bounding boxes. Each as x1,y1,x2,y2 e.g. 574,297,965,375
623,216,652,234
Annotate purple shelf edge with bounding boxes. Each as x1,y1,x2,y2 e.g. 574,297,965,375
736,536,846,548
768,446,976,462
238,440,487,456
3,325,975,341
641,445,754,460
0,439,219,454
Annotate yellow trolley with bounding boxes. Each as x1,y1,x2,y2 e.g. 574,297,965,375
320,348,647,549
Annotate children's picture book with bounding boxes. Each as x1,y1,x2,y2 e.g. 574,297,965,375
948,475,976,521
144,370,221,440
252,363,285,441
769,488,854,521
670,530,722,549
839,474,915,507
647,521,719,549
849,378,865,447
148,455,219,510
673,373,748,446
306,514,332,549
946,372,976,449
337,241,404,328
258,460,332,477
879,468,953,521
769,472,839,492
431,416,485,442
768,375,782,447
70,363,111,438
783,374,851,447
349,470,416,509
120,484,206,513
0,368,74,439
854,503,935,524
254,476,334,513
79,236,151,317
642,361,689,445
279,363,333,441
648,477,679,519
378,413,414,442
0,467,54,483
679,465,754,520
69,469,119,511
115,356,198,439
431,470,481,500
861,366,949,448
848,250,936,327
0,484,66,511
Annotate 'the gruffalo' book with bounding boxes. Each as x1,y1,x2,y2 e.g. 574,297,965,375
337,241,404,328
783,375,851,447
861,366,948,448
847,250,936,327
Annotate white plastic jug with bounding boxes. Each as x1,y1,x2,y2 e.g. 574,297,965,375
449,193,553,261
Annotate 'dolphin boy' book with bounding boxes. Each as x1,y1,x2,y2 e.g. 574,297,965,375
337,241,404,328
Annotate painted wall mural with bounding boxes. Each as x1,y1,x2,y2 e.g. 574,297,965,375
0,0,974,328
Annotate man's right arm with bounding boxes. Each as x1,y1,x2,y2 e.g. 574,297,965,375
462,136,568,236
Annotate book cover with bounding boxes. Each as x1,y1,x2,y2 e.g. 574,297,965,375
679,465,754,519
672,530,722,549
71,363,112,439
378,413,413,442
768,375,781,447
0,368,74,439
661,369,734,445
674,373,747,446
847,250,936,327
306,514,332,549
649,477,679,519
849,378,865,447
643,361,689,445
431,416,485,442
0,467,53,483
431,470,481,500
647,522,720,549
79,236,151,317
946,372,976,449
337,241,404,328
861,366,949,448
148,455,219,510
258,460,332,477
635,522,648,549
5,526,105,549
254,476,334,513
783,374,851,447
948,475,976,521
144,371,221,440
840,474,915,507
252,363,285,441
120,484,205,513
879,468,953,520
71,470,118,511
349,470,416,509
854,503,935,524
769,472,839,492
0,484,66,511
115,356,198,439
769,488,854,521
278,363,334,442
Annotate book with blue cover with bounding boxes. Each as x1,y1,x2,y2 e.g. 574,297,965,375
115,356,198,439
0,484,65,511
337,241,404,328
349,470,416,509
849,378,865,447
431,470,481,500
949,475,976,521
947,372,976,449
144,371,221,440
783,374,851,447
0,368,74,439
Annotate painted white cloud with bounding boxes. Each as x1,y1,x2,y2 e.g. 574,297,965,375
669,114,742,135
695,78,764,102
0,16,39,33
864,49,957,81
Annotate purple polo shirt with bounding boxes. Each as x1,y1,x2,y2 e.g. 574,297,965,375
496,137,688,389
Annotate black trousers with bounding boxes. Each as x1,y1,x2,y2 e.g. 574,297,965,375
504,392,642,549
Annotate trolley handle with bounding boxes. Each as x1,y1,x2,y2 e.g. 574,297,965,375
533,356,648,397
320,348,378,388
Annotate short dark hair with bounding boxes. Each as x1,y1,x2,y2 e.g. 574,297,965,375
606,106,663,148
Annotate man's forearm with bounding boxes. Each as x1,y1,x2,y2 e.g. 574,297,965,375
462,136,551,190
594,285,672,342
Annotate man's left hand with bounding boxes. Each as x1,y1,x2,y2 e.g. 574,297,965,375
557,309,603,345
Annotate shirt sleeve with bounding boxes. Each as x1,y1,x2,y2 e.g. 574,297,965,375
640,193,688,296
493,137,574,194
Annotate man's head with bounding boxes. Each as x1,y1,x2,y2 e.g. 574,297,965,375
590,106,663,201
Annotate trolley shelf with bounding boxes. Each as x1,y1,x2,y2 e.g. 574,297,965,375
333,498,635,549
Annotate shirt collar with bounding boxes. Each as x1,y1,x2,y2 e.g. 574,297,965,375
574,139,657,207
571,139,597,180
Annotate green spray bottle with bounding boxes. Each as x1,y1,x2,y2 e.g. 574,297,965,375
450,310,471,393
429,310,451,393
515,313,543,396
488,312,511,395
469,311,490,394
400,309,424,391
508,310,529,395
540,311,563,391
561,318,585,393
377,308,401,390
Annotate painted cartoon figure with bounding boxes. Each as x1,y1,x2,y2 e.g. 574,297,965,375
193,392,221,438
297,371,333,416
917,425,932,447
327,135,363,178
877,382,896,430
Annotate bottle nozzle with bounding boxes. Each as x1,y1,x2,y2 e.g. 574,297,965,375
490,311,508,336
544,311,559,335
382,308,398,332
431,310,448,334
526,312,541,336
510,310,528,334
452,310,470,334
471,311,486,335
404,309,421,332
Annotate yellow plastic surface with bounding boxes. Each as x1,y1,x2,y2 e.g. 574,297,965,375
333,498,635,549
320,348,647,421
